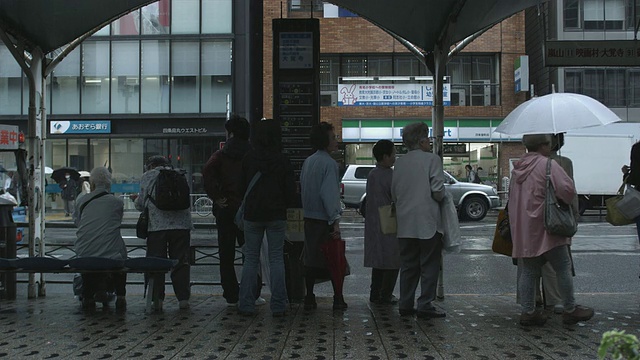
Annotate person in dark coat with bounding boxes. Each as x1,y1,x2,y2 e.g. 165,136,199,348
237,119,296,317
364,139,400,305
622,141,640,241
60,173,78,217
202,115,260,306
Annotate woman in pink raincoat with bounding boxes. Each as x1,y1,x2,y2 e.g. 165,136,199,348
510,133,594,327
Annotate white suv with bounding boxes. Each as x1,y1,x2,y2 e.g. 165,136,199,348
340,164,501,221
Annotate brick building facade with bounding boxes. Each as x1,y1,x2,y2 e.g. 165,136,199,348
263,1,530,192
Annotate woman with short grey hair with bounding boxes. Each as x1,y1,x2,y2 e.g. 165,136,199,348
391,122,446,319
90,166,112,191
402,122,430,151
74,167,127,311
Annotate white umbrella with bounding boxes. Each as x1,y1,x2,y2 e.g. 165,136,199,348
494,93,621,136
44,166,53,175
78,171,91,178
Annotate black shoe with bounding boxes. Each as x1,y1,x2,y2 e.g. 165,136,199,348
304,295,317,310
399,308,416,317
333,296,348,310
272,311,286,318
416,308,446,319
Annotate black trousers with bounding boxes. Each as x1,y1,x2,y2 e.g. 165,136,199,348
370,268,399,302
82,272,126,300
215,206,244,303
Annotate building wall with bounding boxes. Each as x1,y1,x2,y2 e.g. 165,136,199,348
263,3,528,124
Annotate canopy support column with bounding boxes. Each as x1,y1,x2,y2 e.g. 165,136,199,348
0,29,47,299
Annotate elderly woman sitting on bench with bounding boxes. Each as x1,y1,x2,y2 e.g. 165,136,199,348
74,167,127,311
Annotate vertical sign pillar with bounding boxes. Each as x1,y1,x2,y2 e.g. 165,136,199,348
273,18,320,302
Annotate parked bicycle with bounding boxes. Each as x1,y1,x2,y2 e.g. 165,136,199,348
194,196,214,217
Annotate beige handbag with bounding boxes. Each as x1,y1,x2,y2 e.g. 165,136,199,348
378,203,397,235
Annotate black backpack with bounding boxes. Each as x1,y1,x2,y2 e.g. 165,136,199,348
149,168,191,211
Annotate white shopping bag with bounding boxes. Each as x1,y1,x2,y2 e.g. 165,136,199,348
259,235,271,290
440,191,461,253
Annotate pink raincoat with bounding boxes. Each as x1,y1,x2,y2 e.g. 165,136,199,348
509,152,576,258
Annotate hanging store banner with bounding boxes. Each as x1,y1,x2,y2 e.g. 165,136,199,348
545,40,640,66
338,83,451,106
50,120,111,134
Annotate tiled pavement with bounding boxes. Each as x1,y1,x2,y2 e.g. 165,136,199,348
0,292,637,359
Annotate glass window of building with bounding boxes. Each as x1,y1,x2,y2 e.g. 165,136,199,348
447,55,499,106
341,56,368,77
93,24,110,36
319,56,340,92
201,41,232,113
91,139,110,172
202,0,232,34
112,41,141,114
565,68,633,107
367,56,393,77
82,42,110,114
113,9,140,35
141,0,170,35
0,46,22,115
171,0,200,34
629,71,640,106
68,139,89,170
46,139,67,170
289,0,323,11
394,56,429,76
564,0,629,29
51,46,81,115
141,40,170,113
111,139,144,186
171,41,200,113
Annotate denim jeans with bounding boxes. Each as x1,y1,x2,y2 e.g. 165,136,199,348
519,245,575,314
239,220,288,314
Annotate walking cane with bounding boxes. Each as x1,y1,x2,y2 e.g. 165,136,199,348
436,253,444,300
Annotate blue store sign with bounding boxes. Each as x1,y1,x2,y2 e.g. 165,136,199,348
50,120,111,134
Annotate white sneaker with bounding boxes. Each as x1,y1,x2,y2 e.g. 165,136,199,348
226,301,238,307
179,300,190,309
255,297,267,306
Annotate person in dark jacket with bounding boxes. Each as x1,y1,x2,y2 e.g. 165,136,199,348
60,173,78,217
622,141,640,242
237,119,296,317
202,115,256,306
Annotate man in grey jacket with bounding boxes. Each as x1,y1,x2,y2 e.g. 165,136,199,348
391,122,446,319
74,167,127,310
135,156,192,311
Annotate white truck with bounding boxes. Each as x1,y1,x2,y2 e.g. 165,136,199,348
561,123,640,214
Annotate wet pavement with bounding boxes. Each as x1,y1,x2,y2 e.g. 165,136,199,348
1,209,638,359
0,291,637,359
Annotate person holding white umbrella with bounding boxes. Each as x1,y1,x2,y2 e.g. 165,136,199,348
510,134,593,326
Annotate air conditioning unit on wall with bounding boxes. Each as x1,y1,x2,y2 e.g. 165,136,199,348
450,88,466,106
321,91,338,106
471,80,491,106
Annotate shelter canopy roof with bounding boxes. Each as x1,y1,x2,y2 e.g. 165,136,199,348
328,0,546,52
0,0,156,53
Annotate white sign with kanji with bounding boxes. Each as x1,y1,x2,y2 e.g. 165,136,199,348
0,125,20,150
